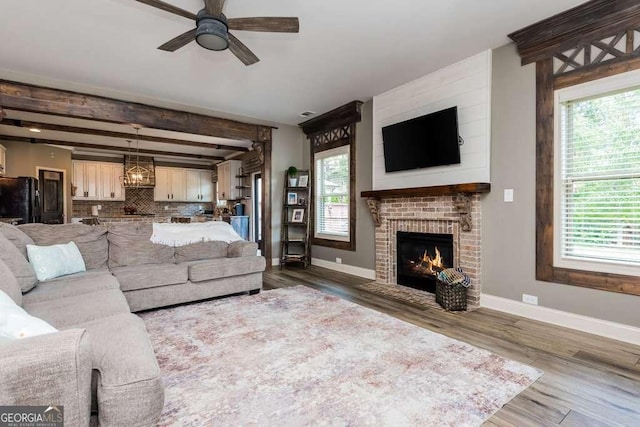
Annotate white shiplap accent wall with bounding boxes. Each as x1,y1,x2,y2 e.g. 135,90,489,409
372,50,492,190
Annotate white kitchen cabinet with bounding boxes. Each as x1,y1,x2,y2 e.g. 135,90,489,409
216,160,242,200
185,169,213,202
99,163,125,201
73,161,100,200
73,160,124,201
154,166,186,201
0,144,6,176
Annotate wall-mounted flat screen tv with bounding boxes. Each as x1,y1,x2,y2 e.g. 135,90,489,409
382,106,461,173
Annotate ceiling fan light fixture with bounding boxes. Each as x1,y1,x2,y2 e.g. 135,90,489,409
196,10,229,51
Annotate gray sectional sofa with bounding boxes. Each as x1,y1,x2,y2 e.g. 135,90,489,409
0,222,266,426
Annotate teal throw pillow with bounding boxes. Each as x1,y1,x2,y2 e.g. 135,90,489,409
26,242,86,282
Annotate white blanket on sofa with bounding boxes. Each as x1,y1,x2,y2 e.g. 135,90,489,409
150,222,243,247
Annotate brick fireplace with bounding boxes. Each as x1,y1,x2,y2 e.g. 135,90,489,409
363,183,489,310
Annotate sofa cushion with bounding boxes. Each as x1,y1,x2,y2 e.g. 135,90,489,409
0,223,34,258
27,242,86,282
228,240,258,258
111,264,188,292
0,290,58,340
0,232,38,293
0,258,22,305
19,224,109,270
186,256,266,283
71,313,164,427
22,270,119,304
23,289,130,329
107,223,175,268
174,240,229,263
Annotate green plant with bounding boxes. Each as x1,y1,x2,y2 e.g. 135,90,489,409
287,166,298,177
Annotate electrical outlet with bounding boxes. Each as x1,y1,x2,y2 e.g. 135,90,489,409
164,205,169,211
336,258,342,264
522,294,538,305
97,205,102,210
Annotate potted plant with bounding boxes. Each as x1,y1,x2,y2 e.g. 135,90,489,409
287,166,298,187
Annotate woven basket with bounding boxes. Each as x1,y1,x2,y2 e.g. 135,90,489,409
435,279,467,311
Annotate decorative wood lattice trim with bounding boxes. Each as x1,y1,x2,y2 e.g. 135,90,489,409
310,125,352,148
553,28,640,76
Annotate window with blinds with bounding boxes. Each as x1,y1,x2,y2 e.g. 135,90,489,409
315,145,350,241
556,80,640,274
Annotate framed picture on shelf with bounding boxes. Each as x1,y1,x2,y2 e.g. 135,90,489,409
291,208,304,223
298,175,309,187
287,192,298,205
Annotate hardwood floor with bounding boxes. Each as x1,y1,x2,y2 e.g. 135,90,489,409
263,265,640,426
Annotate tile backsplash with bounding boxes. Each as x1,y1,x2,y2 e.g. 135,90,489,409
72,188,213,218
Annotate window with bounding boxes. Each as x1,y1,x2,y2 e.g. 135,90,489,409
555,71,640,275
315,145,350,242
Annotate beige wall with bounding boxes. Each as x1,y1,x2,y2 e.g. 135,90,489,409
483,43,640,327
310,101,375,270
271,125,306,261
2,140,73,222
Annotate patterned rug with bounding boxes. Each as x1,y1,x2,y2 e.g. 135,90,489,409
140,286,542,426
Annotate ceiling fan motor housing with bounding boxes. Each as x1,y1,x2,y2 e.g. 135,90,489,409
196,9,229,51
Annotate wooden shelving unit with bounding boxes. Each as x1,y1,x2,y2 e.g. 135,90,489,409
279,169,311,269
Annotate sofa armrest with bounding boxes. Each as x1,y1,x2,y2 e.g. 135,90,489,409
228,240,258,258
0,329,92,427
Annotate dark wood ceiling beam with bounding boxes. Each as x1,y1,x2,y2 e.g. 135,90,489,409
0,79,273,141
0,136,223,161
1,119,249,152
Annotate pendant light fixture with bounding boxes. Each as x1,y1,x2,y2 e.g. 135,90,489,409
123,127,155,188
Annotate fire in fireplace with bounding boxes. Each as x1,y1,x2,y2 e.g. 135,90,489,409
397,231,454,293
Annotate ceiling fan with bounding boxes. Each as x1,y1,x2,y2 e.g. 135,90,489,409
136,0,299,66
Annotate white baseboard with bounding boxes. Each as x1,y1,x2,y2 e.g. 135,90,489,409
481,294,640,345
310,258,376,280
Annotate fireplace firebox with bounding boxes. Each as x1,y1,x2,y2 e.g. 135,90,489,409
397,231,454,293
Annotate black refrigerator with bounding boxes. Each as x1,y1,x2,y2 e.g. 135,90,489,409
0,177,41,224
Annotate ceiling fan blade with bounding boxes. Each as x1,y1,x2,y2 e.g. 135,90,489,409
228,17,299,33
158,29,197,52
228,33,260,66
135,0,196,20
204,0,225,17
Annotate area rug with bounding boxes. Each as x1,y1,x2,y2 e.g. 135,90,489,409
140,286,542,426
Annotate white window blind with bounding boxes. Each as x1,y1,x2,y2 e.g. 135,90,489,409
315,145,350,241
558,86,640,270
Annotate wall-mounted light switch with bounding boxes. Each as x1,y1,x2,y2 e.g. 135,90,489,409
504,189,514,203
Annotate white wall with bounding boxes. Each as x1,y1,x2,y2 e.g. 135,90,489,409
372,50,492,190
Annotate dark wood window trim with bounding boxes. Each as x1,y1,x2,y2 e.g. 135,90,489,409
510,0,640,296
300,101,363,251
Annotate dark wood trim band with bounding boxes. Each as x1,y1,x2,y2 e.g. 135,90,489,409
535,59,555,283
509,0,640,65
361,183,491,199
554,55,640,89
0,79,274,141
1,119,249,152
1,136,224,161
299,101,363,136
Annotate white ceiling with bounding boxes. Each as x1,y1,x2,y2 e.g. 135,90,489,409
0,0,586,126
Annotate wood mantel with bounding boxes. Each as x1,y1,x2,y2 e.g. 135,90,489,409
361,183,491,230
361,182,490,199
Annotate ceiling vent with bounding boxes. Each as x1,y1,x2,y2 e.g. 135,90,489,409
123,155,156,188
299,110,316,118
